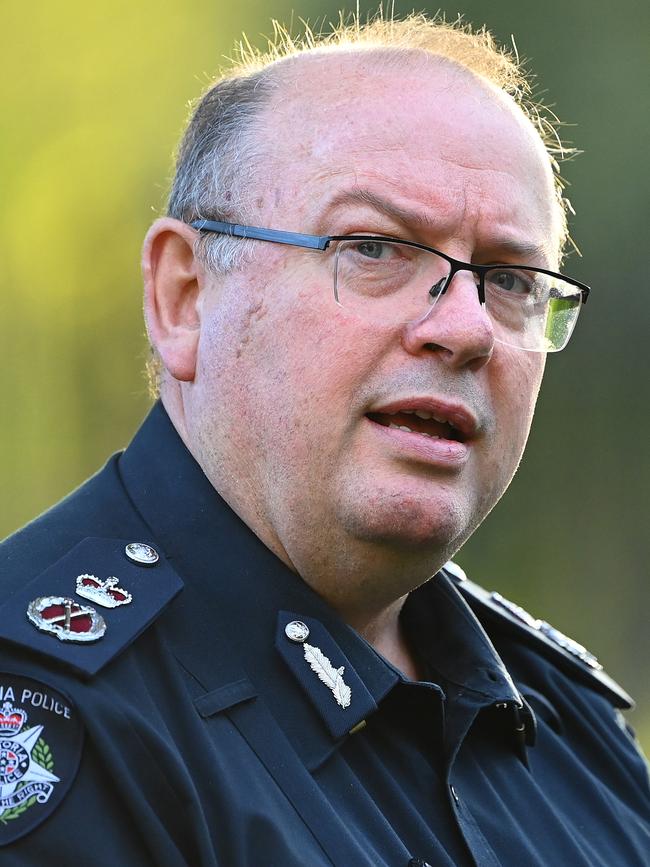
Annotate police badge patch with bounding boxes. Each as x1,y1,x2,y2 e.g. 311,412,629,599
0,674,82,845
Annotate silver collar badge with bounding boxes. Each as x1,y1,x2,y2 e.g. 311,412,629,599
303,643,352,709
284,620,352,708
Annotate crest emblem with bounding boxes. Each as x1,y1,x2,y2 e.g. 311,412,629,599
0,675,83,845
75,575,132,608
303,643,352,708
27,597,106,643
0,701,60,826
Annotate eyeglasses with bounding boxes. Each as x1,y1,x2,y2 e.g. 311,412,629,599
190,219,590,353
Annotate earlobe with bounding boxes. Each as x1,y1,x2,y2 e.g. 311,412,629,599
142,217,204,383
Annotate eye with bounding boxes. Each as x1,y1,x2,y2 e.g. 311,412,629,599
488,269,532,295
355,240,389,260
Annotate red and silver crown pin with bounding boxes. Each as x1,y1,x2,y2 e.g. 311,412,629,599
75,575,132,608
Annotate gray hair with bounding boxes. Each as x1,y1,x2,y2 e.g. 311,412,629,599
167,71,278,272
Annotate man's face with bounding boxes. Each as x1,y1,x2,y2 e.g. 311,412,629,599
187,55,559,592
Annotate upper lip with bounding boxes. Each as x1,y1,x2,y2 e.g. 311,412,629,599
366,396,479,440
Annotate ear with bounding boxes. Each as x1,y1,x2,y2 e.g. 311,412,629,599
142,217,206,382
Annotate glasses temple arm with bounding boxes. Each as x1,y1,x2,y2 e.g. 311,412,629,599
190,220,330,251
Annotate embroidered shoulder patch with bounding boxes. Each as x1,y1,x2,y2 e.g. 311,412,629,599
0,674,82,845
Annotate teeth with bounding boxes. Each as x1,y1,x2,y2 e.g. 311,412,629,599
387,422,440,439
387,408,447,424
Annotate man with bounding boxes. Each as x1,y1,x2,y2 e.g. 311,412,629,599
0,13,647,865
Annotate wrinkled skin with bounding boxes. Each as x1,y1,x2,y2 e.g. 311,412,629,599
143,53,560,669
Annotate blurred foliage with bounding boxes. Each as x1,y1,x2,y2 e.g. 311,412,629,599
1,0,648,750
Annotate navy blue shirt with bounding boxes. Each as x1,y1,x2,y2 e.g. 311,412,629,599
0,403,648,865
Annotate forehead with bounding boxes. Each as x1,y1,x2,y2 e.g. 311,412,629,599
255,50,561,258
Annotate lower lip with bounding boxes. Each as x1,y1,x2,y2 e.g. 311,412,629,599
366,417,470,468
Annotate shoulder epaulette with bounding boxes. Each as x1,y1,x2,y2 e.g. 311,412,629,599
442,561,634,710
0,537,184,678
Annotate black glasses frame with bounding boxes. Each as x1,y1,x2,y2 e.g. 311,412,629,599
189,219,591,306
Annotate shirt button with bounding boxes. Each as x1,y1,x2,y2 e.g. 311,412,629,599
284,620,310,643
124,542,159,565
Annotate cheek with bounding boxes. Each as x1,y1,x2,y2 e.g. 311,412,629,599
270,314,378,452
246,271,380,399
193,284,282,446
490,352,545,462
198,276,374,451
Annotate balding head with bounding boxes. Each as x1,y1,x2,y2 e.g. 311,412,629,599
166,15,570,276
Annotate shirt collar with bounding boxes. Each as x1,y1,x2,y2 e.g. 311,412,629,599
402,576,522,705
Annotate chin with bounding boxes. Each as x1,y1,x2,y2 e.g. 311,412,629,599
338,486,472,551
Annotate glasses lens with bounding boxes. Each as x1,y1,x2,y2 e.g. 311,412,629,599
484,268,583,352
333,241,583,353
334,239,451,323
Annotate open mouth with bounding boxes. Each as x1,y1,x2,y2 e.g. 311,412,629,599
366,409,465,442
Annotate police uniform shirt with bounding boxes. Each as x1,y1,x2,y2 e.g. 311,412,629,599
0,402,648,865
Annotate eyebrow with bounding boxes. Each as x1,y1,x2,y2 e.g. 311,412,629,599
323,187,549,263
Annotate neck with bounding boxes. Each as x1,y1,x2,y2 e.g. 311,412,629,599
267,527,443,682
348,598,424,681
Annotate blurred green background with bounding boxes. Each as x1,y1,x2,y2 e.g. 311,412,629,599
2,0,648,749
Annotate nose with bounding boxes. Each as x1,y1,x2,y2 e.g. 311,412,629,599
400,270,495,370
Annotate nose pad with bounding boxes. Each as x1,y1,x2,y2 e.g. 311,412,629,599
428,277,447,302
427,269,484,313
415,269,485,328
419,275,449,322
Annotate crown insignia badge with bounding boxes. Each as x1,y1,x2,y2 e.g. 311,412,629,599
75,575,132,608
0,701,27,736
